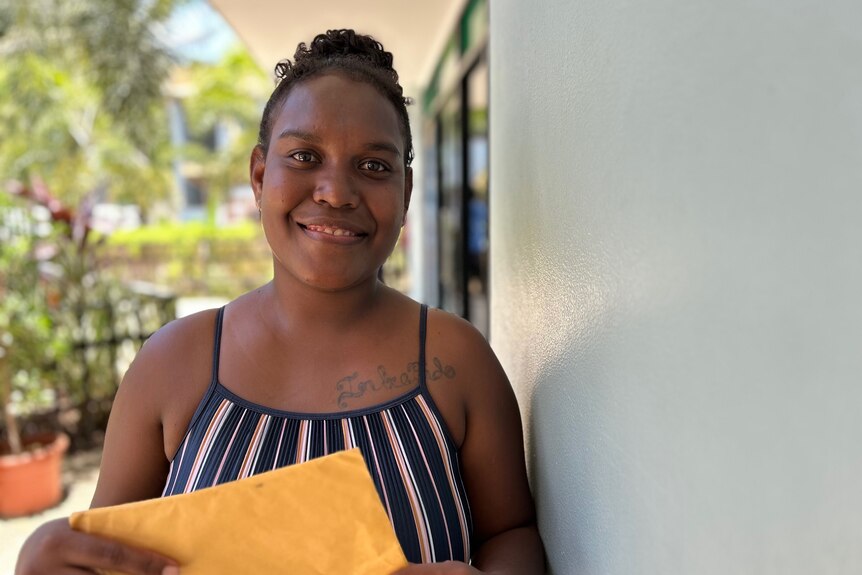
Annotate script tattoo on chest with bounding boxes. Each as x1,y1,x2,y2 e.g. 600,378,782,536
336,357,456,408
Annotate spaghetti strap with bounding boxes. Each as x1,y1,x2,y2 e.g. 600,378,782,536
211,306,225,386
162,306,227,476
418,304,428,389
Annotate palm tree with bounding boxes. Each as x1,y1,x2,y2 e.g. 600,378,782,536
0,0,178,209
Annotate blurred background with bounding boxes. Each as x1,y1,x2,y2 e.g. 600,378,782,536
0,0,272,472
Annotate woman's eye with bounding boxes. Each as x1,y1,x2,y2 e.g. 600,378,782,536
291,151,315,162
361,160,387,172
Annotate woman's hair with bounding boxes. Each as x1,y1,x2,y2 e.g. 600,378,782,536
257,29,414,167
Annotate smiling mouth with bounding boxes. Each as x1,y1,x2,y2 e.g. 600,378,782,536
298,223,366,238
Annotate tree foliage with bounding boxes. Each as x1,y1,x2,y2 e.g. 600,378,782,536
0,0,270,217
0,0,178,208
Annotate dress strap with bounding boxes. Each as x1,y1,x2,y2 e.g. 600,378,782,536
211,306,225,386
418,304,428,389
163,306,225,467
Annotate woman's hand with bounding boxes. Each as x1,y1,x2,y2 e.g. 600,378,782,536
391,561,483,575
16,518,179,575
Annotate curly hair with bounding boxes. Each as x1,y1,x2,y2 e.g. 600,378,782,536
257,29,414,167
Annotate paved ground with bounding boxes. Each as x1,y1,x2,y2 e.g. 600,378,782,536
0,449,101,574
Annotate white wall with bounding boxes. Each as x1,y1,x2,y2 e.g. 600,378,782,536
489,1,862,573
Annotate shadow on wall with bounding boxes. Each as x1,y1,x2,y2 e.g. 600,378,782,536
530,362,584,575
529,352,621,575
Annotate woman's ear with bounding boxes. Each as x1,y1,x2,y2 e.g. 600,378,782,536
402,167,413,226
250,145,266,207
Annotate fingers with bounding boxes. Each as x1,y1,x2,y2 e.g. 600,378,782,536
63,529,177,575
70,535,176,574
16,518,178,575
390,561,478,574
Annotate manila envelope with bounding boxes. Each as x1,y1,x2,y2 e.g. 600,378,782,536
70,448,407,574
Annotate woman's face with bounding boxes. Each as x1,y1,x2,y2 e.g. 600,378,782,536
251,73,412,292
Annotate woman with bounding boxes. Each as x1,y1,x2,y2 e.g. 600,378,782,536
17,30,545,575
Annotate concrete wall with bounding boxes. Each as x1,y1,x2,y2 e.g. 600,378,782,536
489,1,862,573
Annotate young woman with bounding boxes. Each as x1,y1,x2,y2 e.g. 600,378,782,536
17,30,545,575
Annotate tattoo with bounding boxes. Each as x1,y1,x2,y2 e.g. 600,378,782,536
426,356,456,381
336,357,456,408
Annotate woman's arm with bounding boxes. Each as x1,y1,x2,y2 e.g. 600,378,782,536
394,311,545,574
89,331,176,507
16,311,216,574
459,316,545,574
16,337,175,574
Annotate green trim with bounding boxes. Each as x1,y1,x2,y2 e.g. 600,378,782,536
422,0,488,115
423,61,442,114
423,36,457,114
461,0,487,54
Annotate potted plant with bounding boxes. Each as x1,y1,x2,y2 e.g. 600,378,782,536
0,202,70,518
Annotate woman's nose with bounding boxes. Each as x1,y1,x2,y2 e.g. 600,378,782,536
312,165,358,208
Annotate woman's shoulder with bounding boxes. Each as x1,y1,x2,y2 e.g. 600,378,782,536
368,290,498,379
133,307,221,378
420,306,513,442
377,291,491,360
120,307,221,416
120,307,224,457
91,307,224,505
424,306,496,366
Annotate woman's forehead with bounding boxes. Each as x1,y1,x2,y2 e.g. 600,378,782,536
270,73,403,145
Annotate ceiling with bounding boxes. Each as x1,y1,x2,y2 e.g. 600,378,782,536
208,0,464,92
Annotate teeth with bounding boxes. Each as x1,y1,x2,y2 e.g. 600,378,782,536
306,224,357,237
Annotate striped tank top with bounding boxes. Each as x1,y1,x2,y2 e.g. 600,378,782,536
162,305,473,564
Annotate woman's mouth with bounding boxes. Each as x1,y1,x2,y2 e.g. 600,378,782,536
301,224,360,237
297,222,367,244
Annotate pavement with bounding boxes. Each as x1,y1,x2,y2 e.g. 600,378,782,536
0,449,101,574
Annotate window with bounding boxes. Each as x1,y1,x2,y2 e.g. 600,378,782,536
425,0,489,334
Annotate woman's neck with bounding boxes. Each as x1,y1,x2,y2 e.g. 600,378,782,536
257,270,390,335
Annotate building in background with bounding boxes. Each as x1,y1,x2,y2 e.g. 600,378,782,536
421,0,490,334
164,67,254,224
162,0,257,223
206,1,862,574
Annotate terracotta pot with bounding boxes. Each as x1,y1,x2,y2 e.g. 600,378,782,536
0,431,69,518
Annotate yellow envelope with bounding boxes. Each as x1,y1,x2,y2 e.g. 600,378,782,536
70,448,407,574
